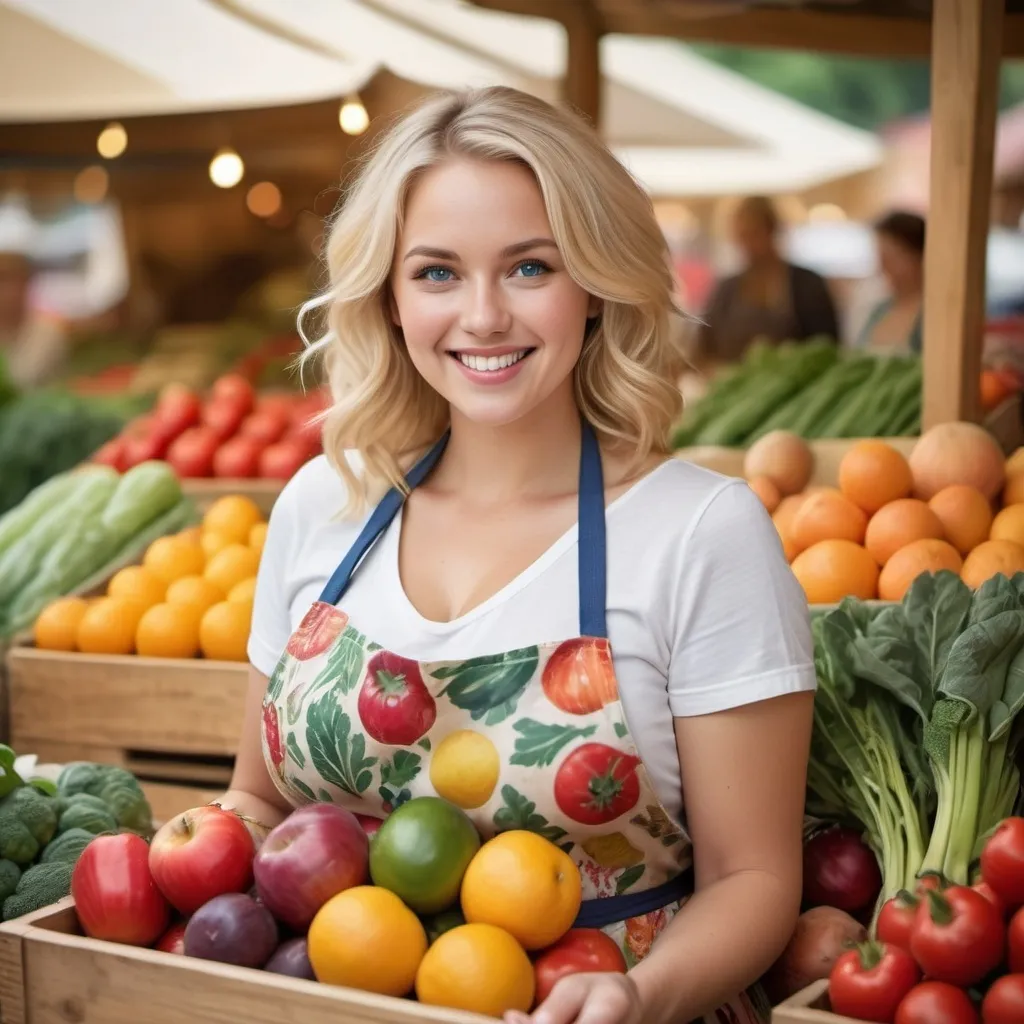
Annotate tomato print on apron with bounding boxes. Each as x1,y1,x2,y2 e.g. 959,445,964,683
261,422,770,1023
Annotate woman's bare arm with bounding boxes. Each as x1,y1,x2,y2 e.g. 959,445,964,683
216,666,293,829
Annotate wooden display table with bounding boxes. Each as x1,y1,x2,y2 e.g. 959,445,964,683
180,478,283,516
772,981,859,1024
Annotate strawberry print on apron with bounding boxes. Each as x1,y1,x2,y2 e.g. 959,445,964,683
261,422,770,1024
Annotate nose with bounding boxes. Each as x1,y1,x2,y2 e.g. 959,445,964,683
459,278,512,338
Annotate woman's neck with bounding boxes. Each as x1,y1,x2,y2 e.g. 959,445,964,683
428,388,584,503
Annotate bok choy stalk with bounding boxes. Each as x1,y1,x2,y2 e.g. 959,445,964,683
919,572,1024,883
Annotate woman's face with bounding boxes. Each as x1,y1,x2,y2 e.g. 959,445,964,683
877,233,923,294
390,157,598,429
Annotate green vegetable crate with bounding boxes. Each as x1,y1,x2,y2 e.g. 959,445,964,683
0,898,492,1024
5,647,248,826
772,981,860,1023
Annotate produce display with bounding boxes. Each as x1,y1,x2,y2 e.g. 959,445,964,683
69,795,626,1018
91,374,327,481
33,495,266,661
0,753,152,922
0,389,147,516
0,461,196,641
824,821,1024,1023
671,342,922,448
742,424,1024,604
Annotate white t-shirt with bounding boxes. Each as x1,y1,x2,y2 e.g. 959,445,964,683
249,454,817,824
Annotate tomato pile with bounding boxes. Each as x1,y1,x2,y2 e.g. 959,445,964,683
827,818,1024,1024
70,796,626,1017
91,375,329,480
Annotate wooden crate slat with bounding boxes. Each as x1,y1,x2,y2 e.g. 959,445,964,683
771,981,864,1024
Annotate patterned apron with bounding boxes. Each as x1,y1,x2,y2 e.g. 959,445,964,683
260,422,769,1023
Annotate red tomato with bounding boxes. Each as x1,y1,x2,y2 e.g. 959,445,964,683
894,982,978,1024
155,921,188,955
166,427,220,479
213,435,265,479
910,886,1005,987
829,941,921,1023
981,817,1024,909
357,651,437,745
554,743,641,825
541,639,618,715
287,415,323,457
915,873,946,895
355,813,384,838
121,423,170,468
259,439,312,480
211,374,256,413
973,880,1008,919
154,384,201,436
72,834,170,946
240,409,288,445
255,393,295,419
1009,906,1024,972
982,974,1024,1024
533,929,627,1004
201,398,248,441
91,437,126,470
877,892,920,952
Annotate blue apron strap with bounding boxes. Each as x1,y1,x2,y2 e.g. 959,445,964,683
573,867,694,929
318,433,449,606
577,420,608,639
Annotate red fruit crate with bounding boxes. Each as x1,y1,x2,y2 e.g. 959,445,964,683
0,899,491,1024
771,981,862,1023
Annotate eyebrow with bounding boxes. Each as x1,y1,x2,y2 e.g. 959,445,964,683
402,237,558,262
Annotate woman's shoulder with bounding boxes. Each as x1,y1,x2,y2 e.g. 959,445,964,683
270,451,363,531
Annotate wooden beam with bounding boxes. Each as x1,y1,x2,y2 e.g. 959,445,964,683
922,0,1003,429
559,1,603,129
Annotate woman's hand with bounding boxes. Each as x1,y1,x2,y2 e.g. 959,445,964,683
505,972,645,1024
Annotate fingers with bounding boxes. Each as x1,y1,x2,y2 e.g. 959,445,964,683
512,974,637,1024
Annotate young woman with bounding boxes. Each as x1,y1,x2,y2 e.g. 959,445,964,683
223,86,815,1024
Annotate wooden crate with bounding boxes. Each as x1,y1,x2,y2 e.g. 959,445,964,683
181,478,283,516
5,647,248,823
772,981,861,1023
0,900,490,1024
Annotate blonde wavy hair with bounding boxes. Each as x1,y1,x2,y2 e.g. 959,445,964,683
299,85,687,516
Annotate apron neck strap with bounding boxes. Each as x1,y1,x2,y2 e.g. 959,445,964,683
318,419,608,639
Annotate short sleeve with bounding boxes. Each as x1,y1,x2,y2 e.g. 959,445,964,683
667,479,817,716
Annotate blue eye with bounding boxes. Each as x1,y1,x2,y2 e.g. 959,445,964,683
417,266,454,283
515,260,549,278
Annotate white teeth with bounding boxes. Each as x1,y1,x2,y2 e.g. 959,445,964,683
456,350,529,372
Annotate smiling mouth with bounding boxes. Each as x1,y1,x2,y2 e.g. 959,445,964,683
448,348,534,372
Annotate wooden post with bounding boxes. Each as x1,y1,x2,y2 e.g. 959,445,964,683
922,0,1003,429
560,0,602,131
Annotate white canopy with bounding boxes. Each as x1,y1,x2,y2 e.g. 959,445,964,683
0,0,883,196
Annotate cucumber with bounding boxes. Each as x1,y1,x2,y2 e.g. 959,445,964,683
100,461,182,539
0,470,98,562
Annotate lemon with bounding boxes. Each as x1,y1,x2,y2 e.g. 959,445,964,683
429,730,500,809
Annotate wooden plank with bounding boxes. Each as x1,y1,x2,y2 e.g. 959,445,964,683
180,478,283,516
922,0,1003,428
771,979,862,1023
561,0,603,128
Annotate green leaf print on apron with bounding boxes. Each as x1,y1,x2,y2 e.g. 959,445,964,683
261,421,771,1023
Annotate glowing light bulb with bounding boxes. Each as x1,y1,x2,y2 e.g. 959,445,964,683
209,148,244,188
97,122,127,159
339,98,369,136
246,181,282,218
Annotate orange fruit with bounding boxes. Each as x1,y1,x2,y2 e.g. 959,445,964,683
135,602,201,659
747,475,781,514
76,597,146,655
165,575,224,616
1007,446,1024,477
790,540,879,604
990,504,1024,548
864,499,944,566
177,526,202,545
204,544,260,595
228,577,257,604
249,521,268,554
838,440,914,514
1004,474,1024,506
143,534,205,585
202,495,263,545
791,489,868,552
773,493,806,538
961,539,1024,589
200,530,233,561
878,539,963,602
308,886,427,997
928,485,993,556
460,830,581,951
107,565,166,608
199,600,251,661
34,596,89,651
416,923,534,1017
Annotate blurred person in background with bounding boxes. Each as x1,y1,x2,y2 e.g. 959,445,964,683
695,196,839,367
855,211,924,355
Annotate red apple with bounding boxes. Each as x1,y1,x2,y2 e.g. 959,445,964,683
149,805,255,915
355,813,384,838
213,435,265,479
72,833,171,946
259,438,312,480
155,921,188,955
166,427,220,479
253,803,369,931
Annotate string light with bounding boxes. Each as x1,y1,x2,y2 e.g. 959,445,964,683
209,148,244,189
339,96,369,136
246,181,282,218
96,123,127,159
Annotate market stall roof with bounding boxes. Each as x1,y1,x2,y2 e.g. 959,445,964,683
0,0,881,196
466,0,1024,57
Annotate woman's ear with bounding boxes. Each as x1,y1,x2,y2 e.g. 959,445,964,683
388,290,401,328
587,295,603,319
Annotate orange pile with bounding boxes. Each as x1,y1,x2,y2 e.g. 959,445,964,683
34,495,265,660
747,428,1024,605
